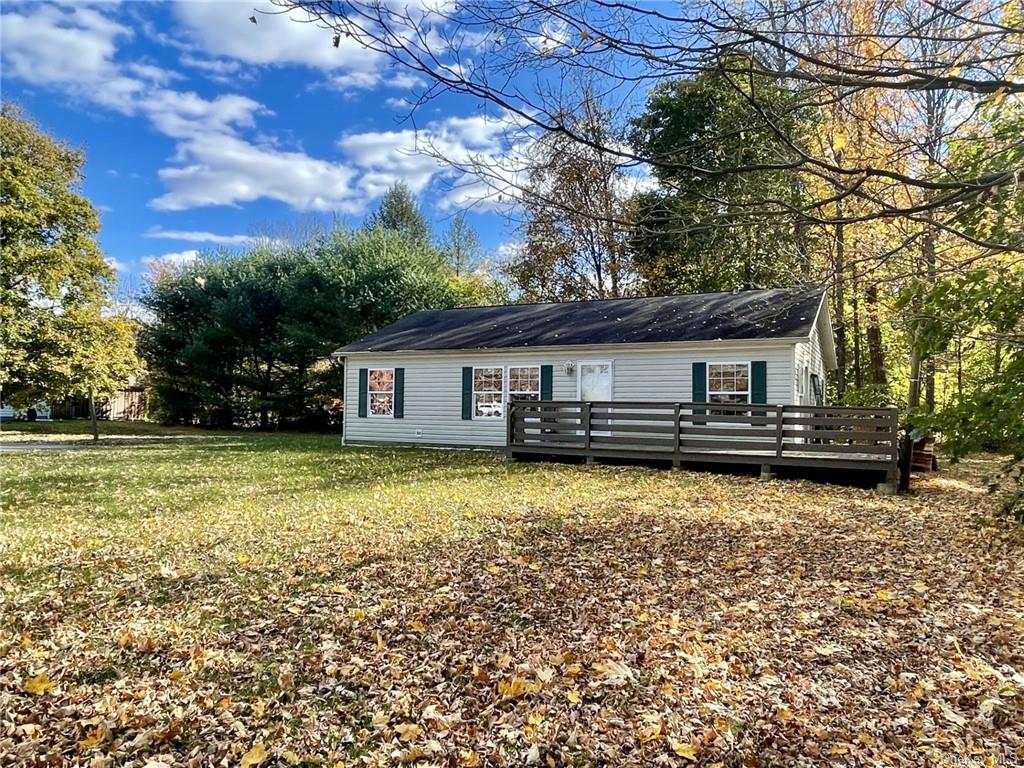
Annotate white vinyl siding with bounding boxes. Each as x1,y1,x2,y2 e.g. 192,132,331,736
343,342,798,448
794,320,828,406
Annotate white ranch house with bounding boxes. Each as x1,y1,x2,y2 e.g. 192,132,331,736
334,287,837,449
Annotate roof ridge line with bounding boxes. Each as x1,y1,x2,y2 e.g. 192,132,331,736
428,285,823,313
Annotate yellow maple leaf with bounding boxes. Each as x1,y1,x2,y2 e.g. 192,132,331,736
240,742,268,768
79,723,110,749
458,751,481,767
410,620,426,634
832,131,848,152
777,706,795,721
24,673,54,696
566,689,582,704
394,722,422,742
498,675,531,698
671,741,698,760
638,722,662,742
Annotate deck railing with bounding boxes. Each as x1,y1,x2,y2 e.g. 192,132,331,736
507,400,900,488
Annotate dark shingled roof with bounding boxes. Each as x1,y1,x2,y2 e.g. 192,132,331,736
335,286,825,354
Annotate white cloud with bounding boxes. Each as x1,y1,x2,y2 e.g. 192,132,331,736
178,53,247,84
144,250,200,270
106,257,127,272
337,112,527,209
152,133,362,212
1,4,129,93
0,2,524,215
144,228,257,246
495,240,523,263
172,1,390,91
0,2,264,137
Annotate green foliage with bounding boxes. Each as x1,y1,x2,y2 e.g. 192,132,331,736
945,99,1023,252
364,181,432,245
439,211,482,276
510,93,638,300
0,104,137,405
903,267,1024,519
628,58,815,293
837,383,896,409
448,270,510,307
140,226,456,428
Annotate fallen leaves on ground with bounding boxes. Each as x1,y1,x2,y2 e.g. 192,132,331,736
0,434,1022,766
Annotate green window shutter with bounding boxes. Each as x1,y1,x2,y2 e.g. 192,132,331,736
357,368,368,418
540,365,553,400
692,362,706,403
692,361,706,423
461,367,473,420
751,361,768,417
393,368,404,418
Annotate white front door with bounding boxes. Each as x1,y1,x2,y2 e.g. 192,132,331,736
578,360,613,435
578,360,612,402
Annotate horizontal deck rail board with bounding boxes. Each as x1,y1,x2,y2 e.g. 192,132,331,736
782,441,894,455
516,430,587,441
589,411,679,422
784,406,893,416
679,438,779,451
590,434,676,447
679,425,779,438
680,414,776,425
508,400,900,487
782,416,893,428
781,428,895,441
520,421,585,428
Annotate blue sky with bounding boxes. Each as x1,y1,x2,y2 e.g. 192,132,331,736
1,1,519,287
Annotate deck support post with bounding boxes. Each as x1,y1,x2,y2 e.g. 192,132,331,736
672,402,682,469
760,463,775,481
505,402,515,460
774,405,785,459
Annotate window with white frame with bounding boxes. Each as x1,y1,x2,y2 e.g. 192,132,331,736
473,367,504,418
368,368,395,416
508,366,540,402
708,363,750,404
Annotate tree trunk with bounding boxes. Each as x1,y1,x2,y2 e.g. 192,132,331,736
260,397,270,430
852,267,863,390
865,281,887,387
925,359,936,412
833,216,847,399
921,216,937,412
956,339,963,399
89,387,99,442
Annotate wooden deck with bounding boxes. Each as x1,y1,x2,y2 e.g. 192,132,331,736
506,400,900,491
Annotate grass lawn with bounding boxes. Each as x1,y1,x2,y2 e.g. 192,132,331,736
1,423,1022,766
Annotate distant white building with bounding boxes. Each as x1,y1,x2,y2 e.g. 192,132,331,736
0,401,51,422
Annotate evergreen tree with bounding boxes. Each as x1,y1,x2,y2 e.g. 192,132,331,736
364,182,432,245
